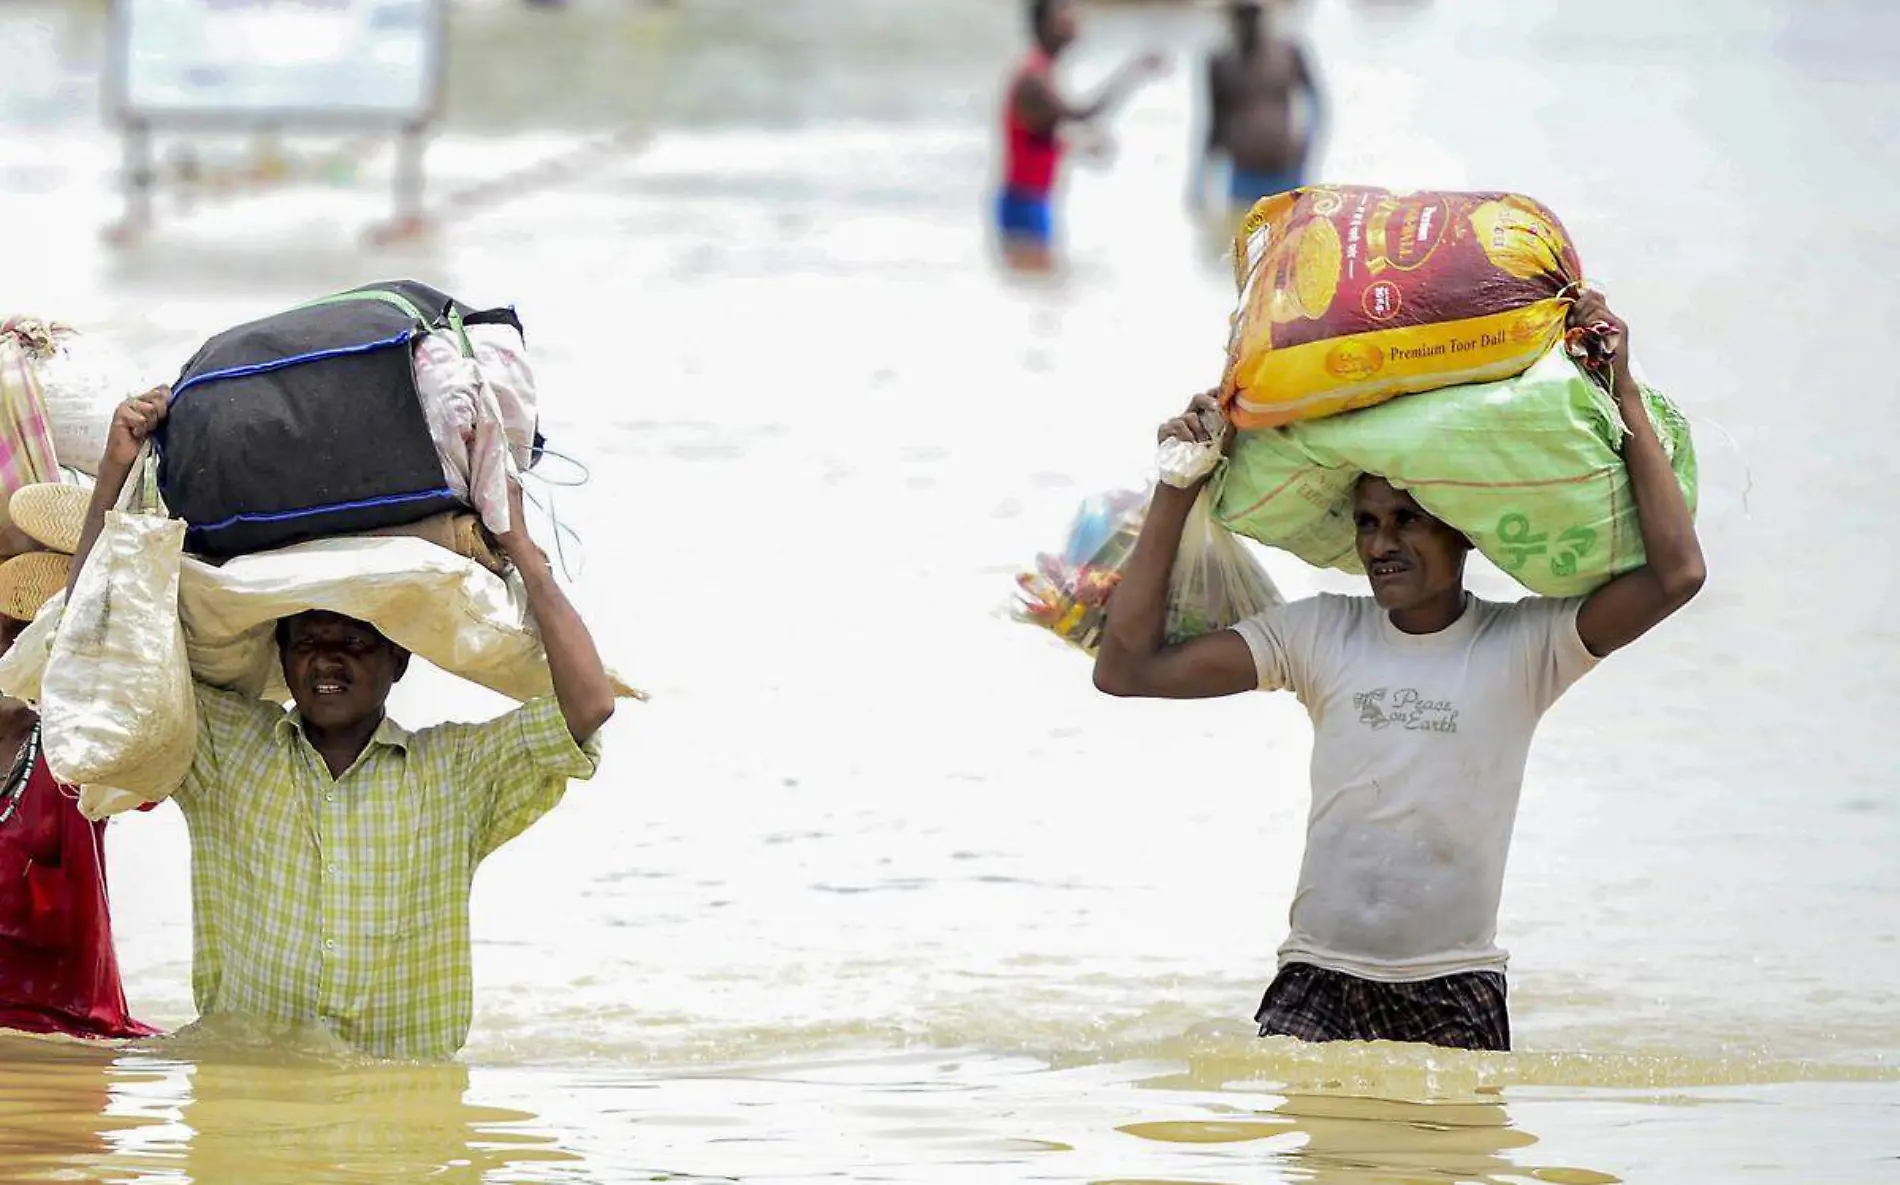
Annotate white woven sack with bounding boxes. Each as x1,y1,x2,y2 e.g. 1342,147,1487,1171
39,449,196,799
176,534,639,706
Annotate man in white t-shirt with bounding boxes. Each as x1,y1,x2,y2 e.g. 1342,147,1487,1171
1091,290,1705,1050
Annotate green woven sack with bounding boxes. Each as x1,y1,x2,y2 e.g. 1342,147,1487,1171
1211,344,1697,598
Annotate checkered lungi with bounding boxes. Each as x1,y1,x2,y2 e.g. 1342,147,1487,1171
1254,962,1511,1051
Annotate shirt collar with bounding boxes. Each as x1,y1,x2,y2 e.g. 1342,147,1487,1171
275,707,413,753
1378,591,1478,649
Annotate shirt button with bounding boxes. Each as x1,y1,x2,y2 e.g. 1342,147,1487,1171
324,939,335,950
325,793,336,803
326,863,337,874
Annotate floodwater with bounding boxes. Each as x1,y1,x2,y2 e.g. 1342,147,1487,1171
2,0,1898,1180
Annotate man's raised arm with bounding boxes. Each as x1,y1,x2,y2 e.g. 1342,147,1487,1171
1092,392,1259,700
1573,291,1707,658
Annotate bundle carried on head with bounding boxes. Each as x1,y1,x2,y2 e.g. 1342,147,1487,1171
155,280,542,559
1212,184,1698,597
0,283,645,821
0,483,645,821
1221,185,1585,428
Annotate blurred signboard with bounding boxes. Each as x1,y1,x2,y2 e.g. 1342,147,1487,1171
111,0,446,126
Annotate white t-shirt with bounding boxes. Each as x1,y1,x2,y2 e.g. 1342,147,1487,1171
1231,593,1599,981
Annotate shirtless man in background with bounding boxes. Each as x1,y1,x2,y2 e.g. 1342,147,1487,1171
1193,1,1324,220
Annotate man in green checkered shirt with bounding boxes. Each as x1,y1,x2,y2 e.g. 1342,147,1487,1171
73,389,619,1059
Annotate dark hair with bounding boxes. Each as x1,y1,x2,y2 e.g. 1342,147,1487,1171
274,611,397,653
1028,0,1060,38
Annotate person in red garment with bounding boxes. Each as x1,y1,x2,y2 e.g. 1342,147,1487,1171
0,492,155,1041
997,0,1166,272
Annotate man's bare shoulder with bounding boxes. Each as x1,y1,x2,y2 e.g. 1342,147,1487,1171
1264,40,1308,83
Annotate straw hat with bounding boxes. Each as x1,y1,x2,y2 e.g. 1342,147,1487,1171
0,481,88,621
0,550,71,621
8,482,89,556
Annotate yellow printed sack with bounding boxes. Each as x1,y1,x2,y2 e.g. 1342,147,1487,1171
1220,186,1583,429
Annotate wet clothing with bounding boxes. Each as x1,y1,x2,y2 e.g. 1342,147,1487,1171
999,50,1062,243
1231,593,1598,983
1002,50,1062,195
1256,962,1510,1051
996,189,1054,244
175,685,601,1060
0,746,156,1040
1229,165,1305,209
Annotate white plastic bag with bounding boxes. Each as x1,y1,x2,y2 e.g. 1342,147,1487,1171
1155,407,1227,491
1166,487,1285,642
39,450,197,799
1013,484,1283,655
1152,410,1281,637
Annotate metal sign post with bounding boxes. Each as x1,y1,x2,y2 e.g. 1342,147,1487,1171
104,0,447,245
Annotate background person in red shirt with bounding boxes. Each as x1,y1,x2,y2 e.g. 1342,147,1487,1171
999,0,1166,273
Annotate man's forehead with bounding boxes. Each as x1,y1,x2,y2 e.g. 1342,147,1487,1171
1353,476,1423,511
286,611,383,639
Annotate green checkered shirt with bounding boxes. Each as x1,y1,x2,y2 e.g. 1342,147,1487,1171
174,684,603,1059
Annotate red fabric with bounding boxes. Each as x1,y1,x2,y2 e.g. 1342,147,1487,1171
0,755,156,1039
1004,51,1062,195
